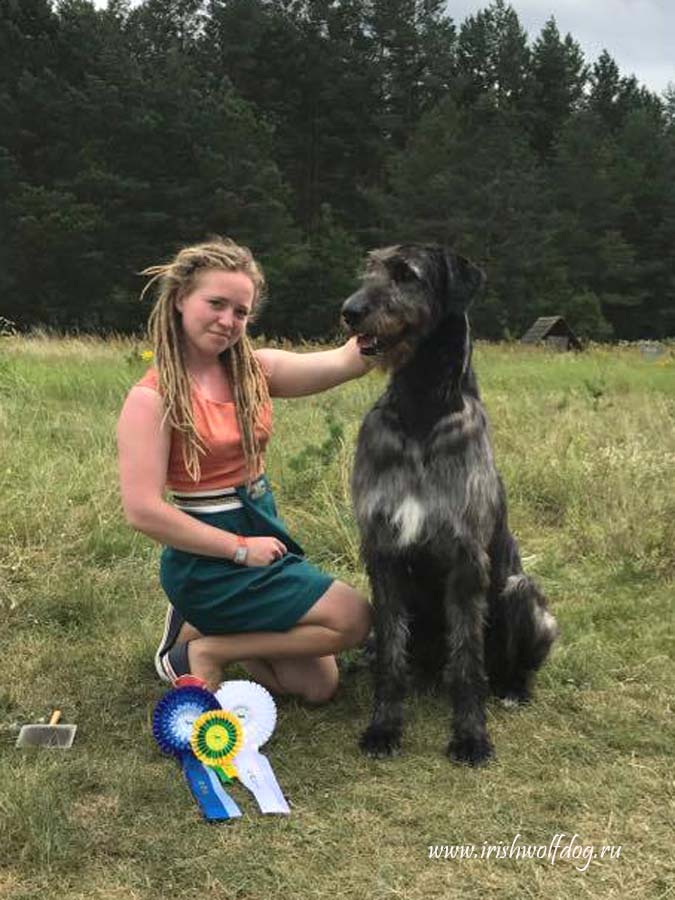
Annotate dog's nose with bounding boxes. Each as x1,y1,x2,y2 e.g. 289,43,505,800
341,292,367,328
342,307,362,328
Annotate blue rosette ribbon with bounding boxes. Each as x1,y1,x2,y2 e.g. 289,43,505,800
152,686,242,821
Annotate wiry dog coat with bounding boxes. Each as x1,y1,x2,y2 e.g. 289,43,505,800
342,244,559,765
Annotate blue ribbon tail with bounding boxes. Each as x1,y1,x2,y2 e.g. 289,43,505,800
204,765,242,818
181,753,234,821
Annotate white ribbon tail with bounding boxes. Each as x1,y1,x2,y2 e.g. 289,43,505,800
236,748,290,815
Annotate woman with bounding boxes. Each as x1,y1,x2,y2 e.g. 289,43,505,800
117,237,372,699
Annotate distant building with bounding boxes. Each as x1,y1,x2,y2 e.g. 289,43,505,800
520,316,582,351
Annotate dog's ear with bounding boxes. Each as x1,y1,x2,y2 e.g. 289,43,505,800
442,249,485,311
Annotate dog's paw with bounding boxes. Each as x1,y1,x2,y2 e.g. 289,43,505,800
359,724,402,758
447,734,494,767
498,688,531,709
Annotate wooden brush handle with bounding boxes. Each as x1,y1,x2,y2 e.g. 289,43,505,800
49,710,62,726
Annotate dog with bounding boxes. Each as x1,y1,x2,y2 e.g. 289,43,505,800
341,244,559,765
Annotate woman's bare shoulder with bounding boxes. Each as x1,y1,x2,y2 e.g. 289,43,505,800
118,381,165,431
254,347,276,380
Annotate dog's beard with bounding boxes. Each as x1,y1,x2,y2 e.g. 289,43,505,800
351,309,430,370
354,326,410,367
355,333,380,355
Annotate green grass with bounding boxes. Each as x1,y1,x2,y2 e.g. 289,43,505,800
1,335,673,900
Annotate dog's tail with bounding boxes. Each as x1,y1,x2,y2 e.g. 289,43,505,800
485,573,559,705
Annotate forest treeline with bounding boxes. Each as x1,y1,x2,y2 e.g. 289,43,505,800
2,0,674,340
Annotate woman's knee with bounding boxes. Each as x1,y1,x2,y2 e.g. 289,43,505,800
346,605,372,649
335,583,372,648
273,656,339,704
304,582,371,648
300,673,339,705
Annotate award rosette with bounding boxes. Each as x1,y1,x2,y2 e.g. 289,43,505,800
215,680,290,815
152,685,241,821
190,709,244,784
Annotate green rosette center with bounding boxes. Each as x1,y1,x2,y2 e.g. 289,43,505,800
190,710,244,767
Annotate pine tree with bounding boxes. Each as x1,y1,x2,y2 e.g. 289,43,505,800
372,95,567,337
366,0,456,149
587,50,662,132
205,0,382,233
609,107,675,337
527,17,587,159
456,0,529,112
259,204,362,339
1,0,299,331
552,111,639,336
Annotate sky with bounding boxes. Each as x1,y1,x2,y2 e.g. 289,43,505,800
90,0,674,96
445,0,674,96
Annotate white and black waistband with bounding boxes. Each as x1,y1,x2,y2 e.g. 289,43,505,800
170,475,266,513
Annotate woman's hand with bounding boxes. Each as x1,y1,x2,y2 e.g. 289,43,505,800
341,334,377,375
241,536,288,566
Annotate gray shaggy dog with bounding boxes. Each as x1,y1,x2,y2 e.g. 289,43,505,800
341,244,559,766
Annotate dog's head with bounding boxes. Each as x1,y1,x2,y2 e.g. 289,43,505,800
341,244,484,368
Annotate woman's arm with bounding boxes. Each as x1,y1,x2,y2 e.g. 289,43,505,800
117,387,285,564
255,336,372,399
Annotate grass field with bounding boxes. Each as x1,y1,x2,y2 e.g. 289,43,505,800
1,335,673,900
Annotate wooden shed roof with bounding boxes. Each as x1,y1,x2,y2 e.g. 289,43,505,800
521,316,582,349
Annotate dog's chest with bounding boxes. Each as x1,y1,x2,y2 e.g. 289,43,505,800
353,395,498,549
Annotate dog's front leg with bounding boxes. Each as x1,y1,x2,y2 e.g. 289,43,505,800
444,552,495,766
359,558,410,758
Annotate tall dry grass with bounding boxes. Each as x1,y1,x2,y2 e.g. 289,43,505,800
0,335,672,900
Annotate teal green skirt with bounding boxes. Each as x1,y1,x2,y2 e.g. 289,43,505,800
159,476,333,635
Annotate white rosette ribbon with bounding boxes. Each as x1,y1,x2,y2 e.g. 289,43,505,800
215,680,290,815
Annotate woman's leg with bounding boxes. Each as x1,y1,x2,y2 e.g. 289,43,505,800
241,656,339,704
186,581,371,691
173,620,339,700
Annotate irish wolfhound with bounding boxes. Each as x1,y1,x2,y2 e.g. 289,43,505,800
342,244,559,765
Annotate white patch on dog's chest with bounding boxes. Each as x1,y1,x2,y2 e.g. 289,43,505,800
357,487,426,546
391,496,425,546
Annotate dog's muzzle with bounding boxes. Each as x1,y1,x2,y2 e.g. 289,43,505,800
342,292,380,356
341,291,367,329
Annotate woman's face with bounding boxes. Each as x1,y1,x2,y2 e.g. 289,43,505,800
175,269,255,360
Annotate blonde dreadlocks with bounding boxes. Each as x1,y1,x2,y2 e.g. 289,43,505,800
141,238,270,485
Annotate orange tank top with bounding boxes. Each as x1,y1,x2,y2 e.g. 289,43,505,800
135,367,272,492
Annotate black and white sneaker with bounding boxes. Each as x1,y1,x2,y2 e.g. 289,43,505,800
154,604,185,684
156,642,192,684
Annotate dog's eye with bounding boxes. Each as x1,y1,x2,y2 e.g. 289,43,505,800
390,259,418,283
